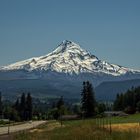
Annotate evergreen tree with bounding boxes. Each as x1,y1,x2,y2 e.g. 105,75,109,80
12,98,20,121
137,101,140,112
57,96,64,109
14,98,20,112
56,96,65,120
113,86,140,114
81,81,87,116
114,93,124,111
20,93,26,121
0,92,2,119
26,93,33,120
52,102,56,109
81,81,96,118
97,103,106,114
86,81,96,117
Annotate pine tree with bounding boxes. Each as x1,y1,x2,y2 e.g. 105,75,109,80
114,93,124,111
56,96,65,120
52,102,56,109
81,81,87,116
57,96,64,109
0,92,2,119
9,98,20,121
81,81,96,118
113,86,140,114
26,93,32,120
20,93,26,121
86,81,96,117
14,98,20,112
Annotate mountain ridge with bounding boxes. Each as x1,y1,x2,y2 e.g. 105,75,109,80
0,40,139,76
0,40,140,100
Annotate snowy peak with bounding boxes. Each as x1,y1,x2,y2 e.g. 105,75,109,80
52,40,87,55
51,40,98,60
59,40,81,50
0,40,139,76
59,40,78,48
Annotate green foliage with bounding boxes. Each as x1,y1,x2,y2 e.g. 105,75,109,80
48,96,69,120
14,115,140,140
81,81,96,118
49,108,60,120
20,93,26,121
72,105,81,115
113,86,140,114
97,103,106,114
0,92,2,119
0,120,9,126
114,93,124,111
18,93,33,121
0,92,33,121
57,96,64,109
136,101,140,112
26,93,33,120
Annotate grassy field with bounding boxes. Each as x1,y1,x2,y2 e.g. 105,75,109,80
14,114,140,140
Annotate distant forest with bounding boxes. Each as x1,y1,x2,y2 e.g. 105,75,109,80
0,82,140,122
114,86,140,114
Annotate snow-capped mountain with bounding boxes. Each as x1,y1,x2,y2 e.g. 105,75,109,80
0,40,140,100
0,40,139,76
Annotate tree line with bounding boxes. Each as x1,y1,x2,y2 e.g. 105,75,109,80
113,86,140,114
0,92,32,121
0,81,108,121
49,81,107,119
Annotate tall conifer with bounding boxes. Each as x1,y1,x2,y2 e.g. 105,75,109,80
81,81,96,118
26,93,32,120
0,92,2,119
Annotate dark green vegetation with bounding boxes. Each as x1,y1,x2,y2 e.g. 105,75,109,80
0,78,140,101
1,81,140,140
0,92,2,118
81,81,96,117
1,83,140,123
0,81,106,123
48,96,66,120
14,114,140,140
0,93,33,121
114,86,140,114
0,93,81,123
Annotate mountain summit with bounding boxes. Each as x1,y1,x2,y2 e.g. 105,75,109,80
0,40,140,100
0,40,139,76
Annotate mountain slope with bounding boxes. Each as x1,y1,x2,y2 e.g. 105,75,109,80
95,79,140,101
0,40,139,76
0,40,140,100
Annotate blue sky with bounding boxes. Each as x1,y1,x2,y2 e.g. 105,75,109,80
0,0,140,70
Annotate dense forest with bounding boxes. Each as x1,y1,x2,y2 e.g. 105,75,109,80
0,81,107,122
114,86,140,114
0,82,140,122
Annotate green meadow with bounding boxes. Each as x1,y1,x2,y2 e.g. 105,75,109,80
14,114,140,140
